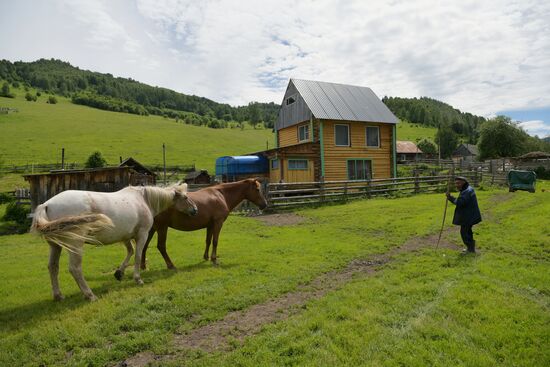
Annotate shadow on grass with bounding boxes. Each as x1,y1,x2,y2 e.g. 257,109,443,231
0,261,238,333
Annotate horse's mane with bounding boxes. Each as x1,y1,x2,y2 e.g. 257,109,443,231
141,184,188,214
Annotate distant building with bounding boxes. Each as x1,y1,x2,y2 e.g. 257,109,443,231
396,141,423,162
452,143,479,163
184,169,211,184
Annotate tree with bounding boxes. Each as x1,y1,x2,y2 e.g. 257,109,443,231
416,138,437,156
85,151,107,168
478,116,527,160
0,82,14,98
435,123,459,158
248,102,261,129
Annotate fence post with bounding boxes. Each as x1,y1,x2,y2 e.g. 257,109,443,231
344,181,348,202
366,179,371,199
414,171,420,194
319,177,325,203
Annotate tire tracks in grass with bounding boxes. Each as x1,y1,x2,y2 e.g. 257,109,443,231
117,231,461,367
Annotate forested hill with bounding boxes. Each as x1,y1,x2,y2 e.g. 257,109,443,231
0,58,279,127
382,96,486,144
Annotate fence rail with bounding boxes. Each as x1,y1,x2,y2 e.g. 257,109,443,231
266,172,481,209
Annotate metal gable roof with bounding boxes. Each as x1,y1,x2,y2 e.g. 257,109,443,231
291,78,398,124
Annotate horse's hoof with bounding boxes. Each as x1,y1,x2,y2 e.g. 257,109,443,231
135,279,144,285
53,294,64,301
114,270,123,281
167,264,177,270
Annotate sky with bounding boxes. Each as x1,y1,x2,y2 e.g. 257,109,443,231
1,0,549,138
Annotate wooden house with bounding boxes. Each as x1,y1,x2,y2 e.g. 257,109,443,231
396,141,423,162
257,79,398,183
23,158,156,210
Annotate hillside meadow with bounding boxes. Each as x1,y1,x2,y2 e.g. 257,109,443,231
0,91,274,172
1,88,433,177
0,181,548,366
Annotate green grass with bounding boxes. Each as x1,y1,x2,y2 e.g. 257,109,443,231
0,173,27,192
0,182,548,366
397,120,437,142
0,89,274,171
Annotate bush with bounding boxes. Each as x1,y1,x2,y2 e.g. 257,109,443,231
36,91,41,97
3,202,30,223
85,151,107,168
47,95,58,104
25,92,37,102
0,192,14,204
534,166,550,180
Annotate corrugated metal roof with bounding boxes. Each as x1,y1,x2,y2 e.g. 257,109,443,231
396,141,423,154
291,78,398,124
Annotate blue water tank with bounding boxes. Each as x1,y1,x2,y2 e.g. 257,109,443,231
215,155,268,177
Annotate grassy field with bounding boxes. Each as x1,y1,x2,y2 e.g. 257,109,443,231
0,90,274,171
0,181,548,366
396,120,437,142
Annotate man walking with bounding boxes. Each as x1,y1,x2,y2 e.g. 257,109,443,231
446,176,482,254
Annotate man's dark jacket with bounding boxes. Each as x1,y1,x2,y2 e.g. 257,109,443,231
447,184,482,226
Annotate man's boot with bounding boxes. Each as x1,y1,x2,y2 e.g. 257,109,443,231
467,241,476,253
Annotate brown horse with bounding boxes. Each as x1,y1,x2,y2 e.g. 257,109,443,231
141,178,268,268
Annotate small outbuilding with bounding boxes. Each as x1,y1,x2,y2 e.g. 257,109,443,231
396,141,423,162
184,169,211,184
23,159,156,210
452,143,479,163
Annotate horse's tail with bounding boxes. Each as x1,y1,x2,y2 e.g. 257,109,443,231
31,204,114,253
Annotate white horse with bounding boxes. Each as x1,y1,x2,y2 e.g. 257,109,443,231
31,184,198,301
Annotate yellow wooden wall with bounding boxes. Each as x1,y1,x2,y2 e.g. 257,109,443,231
283,159,315,182
322,121,392,180
269,159,281,182
278,122,311,147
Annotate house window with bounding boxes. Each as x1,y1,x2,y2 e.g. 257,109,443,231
288,159,308,170
298,124,310,142
271,159,279,170
335,124,350,146
366,126,380,148
347,159,372,180
286,95,296,105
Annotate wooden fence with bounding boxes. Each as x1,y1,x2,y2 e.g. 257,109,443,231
266,172,481,209
0,163,196,175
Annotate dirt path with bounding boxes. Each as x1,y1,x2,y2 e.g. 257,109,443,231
117,229,460,367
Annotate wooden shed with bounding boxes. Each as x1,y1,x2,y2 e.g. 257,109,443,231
452,143,479,163
184,169,211,184
255,79,398,183
23,165,156,210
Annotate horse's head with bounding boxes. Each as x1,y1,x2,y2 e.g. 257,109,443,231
173,184,198,216
245,178,268,210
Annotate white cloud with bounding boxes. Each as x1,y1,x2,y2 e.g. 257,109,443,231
1,0,549,118
518,120,550,138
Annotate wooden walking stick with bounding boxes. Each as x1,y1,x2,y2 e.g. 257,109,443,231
436,167,454,249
